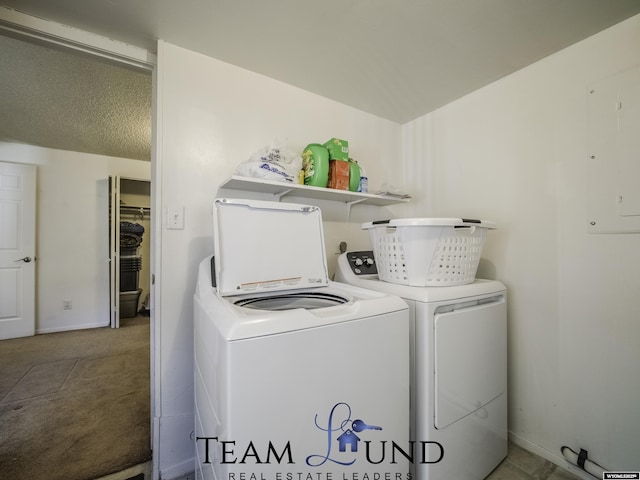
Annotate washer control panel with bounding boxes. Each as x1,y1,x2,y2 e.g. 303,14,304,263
344,250,378,276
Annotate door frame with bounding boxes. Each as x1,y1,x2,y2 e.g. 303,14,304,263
109,175,121,328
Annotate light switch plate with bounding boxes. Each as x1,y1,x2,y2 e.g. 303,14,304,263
167,206,184,230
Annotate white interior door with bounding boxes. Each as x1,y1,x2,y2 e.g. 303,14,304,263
109,175,121,328
0,161,36,340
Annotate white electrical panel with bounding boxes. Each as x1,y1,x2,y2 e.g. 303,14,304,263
587,65,640,233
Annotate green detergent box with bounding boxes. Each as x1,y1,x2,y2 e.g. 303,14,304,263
323,138,349,160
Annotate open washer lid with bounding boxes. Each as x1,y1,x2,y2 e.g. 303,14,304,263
213,198,329,296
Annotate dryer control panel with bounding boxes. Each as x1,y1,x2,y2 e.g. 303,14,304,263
343,250,378,276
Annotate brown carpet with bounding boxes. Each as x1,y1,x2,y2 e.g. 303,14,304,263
0,316,151,480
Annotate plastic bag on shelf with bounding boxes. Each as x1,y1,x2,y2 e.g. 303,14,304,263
234,139,302,183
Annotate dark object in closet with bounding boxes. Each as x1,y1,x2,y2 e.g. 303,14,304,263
119,222,144,318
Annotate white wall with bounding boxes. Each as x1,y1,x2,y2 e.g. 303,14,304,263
154,41,408,478
156,14,640,478
403,14,640,473
0,142,150,333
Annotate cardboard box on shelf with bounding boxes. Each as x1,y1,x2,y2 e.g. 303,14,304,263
323,138,349,160
328,160,350,190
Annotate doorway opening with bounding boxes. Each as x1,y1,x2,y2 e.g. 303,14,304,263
110,177,152,328
0,20,155,480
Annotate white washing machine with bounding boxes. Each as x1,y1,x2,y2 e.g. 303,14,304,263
194,199,411,480
336,251,508,480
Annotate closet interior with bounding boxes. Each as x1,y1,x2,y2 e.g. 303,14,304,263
109,177,151,327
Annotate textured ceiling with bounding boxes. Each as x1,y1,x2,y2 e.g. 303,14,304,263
1,0,640,161
0,33,152,160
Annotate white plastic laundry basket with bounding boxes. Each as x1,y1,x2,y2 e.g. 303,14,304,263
363,218,496,286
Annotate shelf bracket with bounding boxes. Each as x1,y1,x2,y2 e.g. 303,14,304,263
346,198,367,207
274,188,294,202
345,198,367,221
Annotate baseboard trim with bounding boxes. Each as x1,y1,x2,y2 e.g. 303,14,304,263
508,432,596,480
162,473,195,480
37,321,109,334
94,461,152,480
160,457,195,480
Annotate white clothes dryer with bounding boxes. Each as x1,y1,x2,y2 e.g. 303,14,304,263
194,199,411,480
336,251,508,480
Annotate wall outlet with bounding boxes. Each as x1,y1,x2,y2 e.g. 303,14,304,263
63,299,72,310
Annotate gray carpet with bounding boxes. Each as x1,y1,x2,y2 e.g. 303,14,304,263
0,316,151,480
